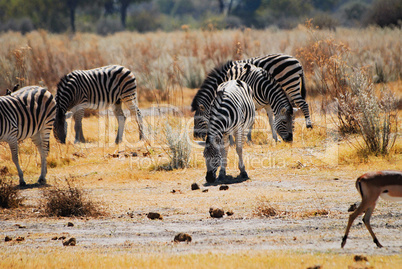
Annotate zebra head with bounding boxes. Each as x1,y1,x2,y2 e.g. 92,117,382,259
274,107,293,142
202,135,223,183
53,109,68,144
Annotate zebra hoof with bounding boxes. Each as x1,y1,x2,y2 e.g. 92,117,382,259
19,181,27,187
240,171,249,179
206,171,216,183
218,174,226,181
307,124,313,129
38,178,46,185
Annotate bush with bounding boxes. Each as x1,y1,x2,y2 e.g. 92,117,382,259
342,70,398,155
41,178,101,217
0,177,23,209
164,122,191,169
312,13,339,30
96,17,124,36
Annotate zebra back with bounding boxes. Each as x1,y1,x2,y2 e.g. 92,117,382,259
242,54,305,100
55,65,137,115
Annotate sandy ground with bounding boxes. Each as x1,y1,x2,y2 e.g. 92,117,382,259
1,168,401,256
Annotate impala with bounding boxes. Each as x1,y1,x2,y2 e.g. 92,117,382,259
341,170,402,248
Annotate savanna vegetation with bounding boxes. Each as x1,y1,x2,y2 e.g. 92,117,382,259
0,14,401,269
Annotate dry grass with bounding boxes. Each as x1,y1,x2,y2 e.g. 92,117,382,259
41,177,102,217
0,176,23,208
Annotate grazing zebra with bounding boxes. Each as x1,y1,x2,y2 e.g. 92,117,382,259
53,65,145,144
241,54,311,129
199,80,255,183
0,86,56,186
227,63,294,142
191,53,310,141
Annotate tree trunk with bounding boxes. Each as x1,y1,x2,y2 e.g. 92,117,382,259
120,0,129,29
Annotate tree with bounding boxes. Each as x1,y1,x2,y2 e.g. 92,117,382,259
119,0,149,29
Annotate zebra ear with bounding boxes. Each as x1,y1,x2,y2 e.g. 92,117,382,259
244,63,251,73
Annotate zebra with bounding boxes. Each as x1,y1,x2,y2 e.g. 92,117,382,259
53,65,145,144
198,80,255,183
191,53,310,141
0,86,56,186
226,62,294,142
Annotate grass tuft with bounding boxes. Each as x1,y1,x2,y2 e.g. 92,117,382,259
41,177,102,217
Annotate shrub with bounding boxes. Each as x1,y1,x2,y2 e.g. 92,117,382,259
312,12,339,30
254,197,278,217
41,178,101,217
342,70,398,155
164,122,191,169
0,177,23,208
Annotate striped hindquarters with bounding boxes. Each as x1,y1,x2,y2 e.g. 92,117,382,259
0,86,56,142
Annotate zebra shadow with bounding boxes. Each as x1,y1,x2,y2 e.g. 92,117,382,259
204,175,250,187
16,183,51,190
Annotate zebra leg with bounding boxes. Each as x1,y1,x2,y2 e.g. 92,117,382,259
265,106,278,142
235,131,248,179
125,100,145,141
299,102,312,128
246,123,253,143
73,109,86,143
113,102,126,144
31,132,49,185
218,135,230,181
8,139,25,186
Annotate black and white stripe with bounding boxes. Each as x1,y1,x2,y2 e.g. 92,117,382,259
241,54,311,128
0,86,56,186
191,53,310,141
53,65,144,144
201,80,255,183
227,63,294,142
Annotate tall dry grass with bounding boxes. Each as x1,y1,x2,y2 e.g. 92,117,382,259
1,26,400,96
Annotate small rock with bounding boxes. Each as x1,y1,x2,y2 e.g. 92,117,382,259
174,233,192,243
209,207,224,218
191,183,200,190
333,177,339,180
219,185,229,191
307,265,321,269
16,236,25,242
51,236,58,240
63,237,76,246
226,210,234,216
58,236,66,240
147,212,163,220
202,189,208,193
354,255,368,262
5,236,12,242
67,222,74,227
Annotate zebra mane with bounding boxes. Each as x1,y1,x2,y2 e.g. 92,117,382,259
191,60,234,111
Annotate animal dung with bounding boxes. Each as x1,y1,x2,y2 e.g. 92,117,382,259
226,210,234,216
191,183,200,190
67,222,74,227
147,212,163,220
5,236,12,242
219,185,229,191
15,236,25,242
63,237,76,246
354,255,368,262
209,207,225,218
174,233,192,243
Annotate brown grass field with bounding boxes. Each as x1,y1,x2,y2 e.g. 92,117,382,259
1,25,402,268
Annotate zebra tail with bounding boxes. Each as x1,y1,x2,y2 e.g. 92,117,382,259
300,73,306,100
